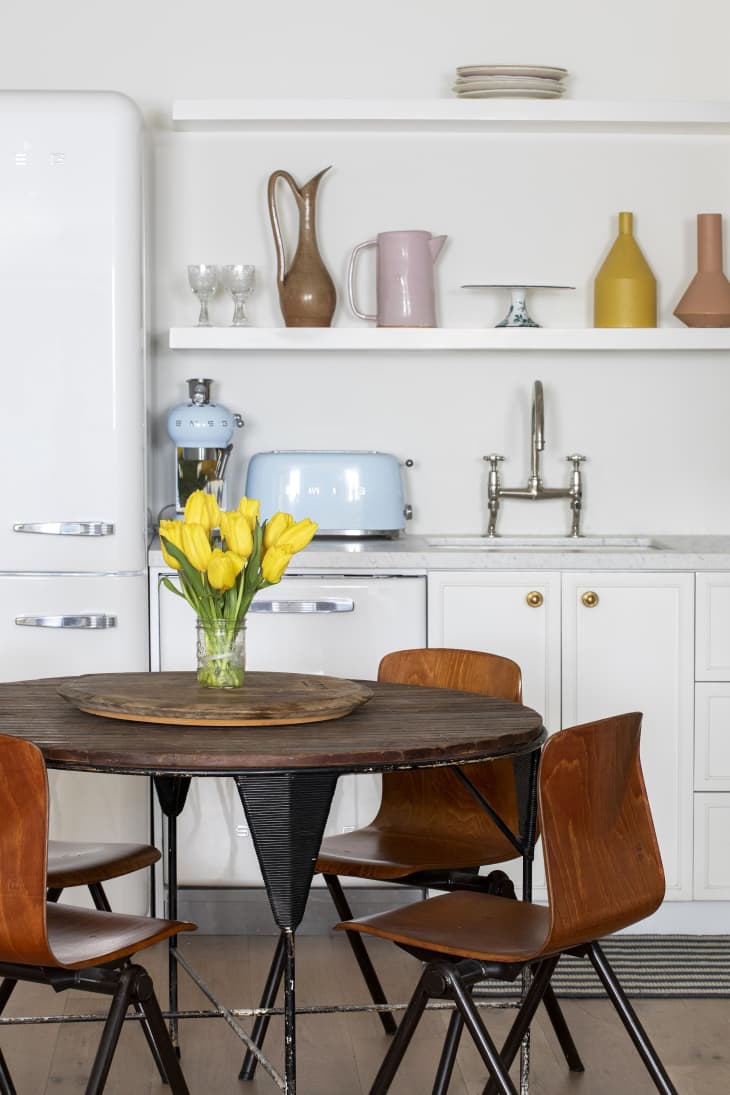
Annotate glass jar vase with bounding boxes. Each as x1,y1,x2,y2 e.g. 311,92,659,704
196,618,246,689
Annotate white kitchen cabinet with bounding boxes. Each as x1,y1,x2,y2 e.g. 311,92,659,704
427,571,561,733
693,794,730,900
693,574,730,898
428,569,695,901
561,572,694,900
150,569,427,886
695,572,730,680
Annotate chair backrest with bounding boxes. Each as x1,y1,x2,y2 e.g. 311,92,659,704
374,648,526,863
540,712,665,954
0,733,56,965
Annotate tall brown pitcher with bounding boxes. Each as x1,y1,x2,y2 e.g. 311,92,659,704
267,166,337,327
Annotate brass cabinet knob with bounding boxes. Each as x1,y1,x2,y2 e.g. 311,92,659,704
581,590,600,608
526,591,544,608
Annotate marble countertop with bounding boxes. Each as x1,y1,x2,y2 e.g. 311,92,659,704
148,534,730,573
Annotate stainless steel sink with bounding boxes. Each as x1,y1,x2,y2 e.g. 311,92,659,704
425,535,660,551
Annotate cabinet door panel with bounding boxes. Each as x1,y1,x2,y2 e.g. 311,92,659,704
696,572,730,680
562,572,694,900
427,571,561,731
693,793,730,900
695,683,730,791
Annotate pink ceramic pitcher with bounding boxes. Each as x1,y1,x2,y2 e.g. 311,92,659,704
347,229,447,327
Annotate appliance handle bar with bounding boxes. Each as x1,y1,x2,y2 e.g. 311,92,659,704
13,521,115,537
249,598,355,614
15,614,118,629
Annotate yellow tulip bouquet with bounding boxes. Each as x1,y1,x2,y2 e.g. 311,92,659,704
159,490,318,688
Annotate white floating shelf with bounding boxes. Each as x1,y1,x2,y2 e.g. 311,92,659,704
169,327,730,352
171,98,730,133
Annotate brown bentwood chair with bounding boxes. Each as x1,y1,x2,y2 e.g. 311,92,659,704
0,733,195,1094
338,712,677,1095
240,648,582,1082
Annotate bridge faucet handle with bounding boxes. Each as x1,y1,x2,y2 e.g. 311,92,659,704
483,453,505,470
566,454,587,467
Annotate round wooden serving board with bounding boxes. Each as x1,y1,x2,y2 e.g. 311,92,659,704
57,671,373,727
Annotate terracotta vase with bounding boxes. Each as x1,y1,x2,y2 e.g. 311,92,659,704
674,213,730,327
267,166,337,327
593,211,657,328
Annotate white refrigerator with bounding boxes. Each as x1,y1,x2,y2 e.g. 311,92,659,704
0,91,151,912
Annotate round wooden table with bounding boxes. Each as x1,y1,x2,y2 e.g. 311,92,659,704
0,672,545,1095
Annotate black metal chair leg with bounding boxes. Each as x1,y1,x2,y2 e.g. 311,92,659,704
587,942,678,1095
88,882,112,913
444,969,517,1095
85,966,137,1095
432,1010,464,1095
239,929,286,1081
324,874,398,1035
368,969,431,1095
481,957,560,1095
135,970,191,1095
541,982,584,1071
0,978,17,1018
0,1048,17,1095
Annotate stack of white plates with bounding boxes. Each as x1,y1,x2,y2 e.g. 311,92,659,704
453,64,568,99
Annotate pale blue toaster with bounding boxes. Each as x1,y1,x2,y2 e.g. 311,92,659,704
244,450,412,537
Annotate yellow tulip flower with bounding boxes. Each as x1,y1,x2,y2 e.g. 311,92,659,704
276,518,318,554
263,511,294,550
261,544,293,584
181,522,213,571
207,549,244,591
219,511,254,559
159,519,184,570
237,496,261,530
184,489,221,531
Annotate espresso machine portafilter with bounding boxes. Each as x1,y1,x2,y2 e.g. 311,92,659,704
166,378,244,512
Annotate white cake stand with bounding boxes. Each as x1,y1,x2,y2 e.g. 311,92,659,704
462,284,575,327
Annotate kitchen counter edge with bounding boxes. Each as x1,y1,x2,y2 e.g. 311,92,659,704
148,535,730,573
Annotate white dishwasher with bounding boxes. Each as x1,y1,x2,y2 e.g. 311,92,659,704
149,571,427,888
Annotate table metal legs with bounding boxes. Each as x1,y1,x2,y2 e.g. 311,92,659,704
152,776,192,1053
233,770,339,1095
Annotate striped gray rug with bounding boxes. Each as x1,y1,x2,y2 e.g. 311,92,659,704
473,935,730,999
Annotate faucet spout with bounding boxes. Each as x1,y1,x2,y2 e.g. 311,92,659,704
530,380,545,483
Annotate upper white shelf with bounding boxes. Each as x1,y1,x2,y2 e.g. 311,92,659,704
171,98,730,133
168,327,730,352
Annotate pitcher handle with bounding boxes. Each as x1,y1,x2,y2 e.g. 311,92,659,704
347,239,377,322
267,170,300,288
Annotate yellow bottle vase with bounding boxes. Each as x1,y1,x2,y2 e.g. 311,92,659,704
594,211,657,328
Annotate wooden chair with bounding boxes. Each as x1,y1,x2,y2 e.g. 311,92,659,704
240,648,582,1081
338,712,677,1095
0,733,195,1095
46,838,161,912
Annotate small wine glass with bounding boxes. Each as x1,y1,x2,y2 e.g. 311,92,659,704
187,264,219,326
221,264,256,326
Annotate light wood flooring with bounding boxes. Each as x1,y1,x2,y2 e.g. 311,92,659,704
1,933,728,1093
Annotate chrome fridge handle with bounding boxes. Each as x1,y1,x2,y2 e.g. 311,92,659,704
249,598,355,614
13,521,115,536
15,614,118,629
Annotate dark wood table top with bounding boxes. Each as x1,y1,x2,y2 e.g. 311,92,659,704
0,673,545,776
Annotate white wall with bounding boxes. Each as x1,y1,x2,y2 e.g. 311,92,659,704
3,1,730,535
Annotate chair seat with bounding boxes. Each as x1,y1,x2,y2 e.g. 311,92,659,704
46,840,161,888
43,902,194,969
338,890,551,963
317,827,491,879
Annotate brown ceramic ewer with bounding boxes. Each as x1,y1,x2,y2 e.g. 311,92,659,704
674,213,730,327
267,166,337,327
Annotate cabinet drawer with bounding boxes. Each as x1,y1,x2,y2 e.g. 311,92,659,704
695,683,730,790
696,573,730,680
694,793,730,900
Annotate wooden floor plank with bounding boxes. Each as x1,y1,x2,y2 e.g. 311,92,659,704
0,933,728,1093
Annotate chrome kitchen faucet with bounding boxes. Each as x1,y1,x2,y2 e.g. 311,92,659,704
484,380,586,537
